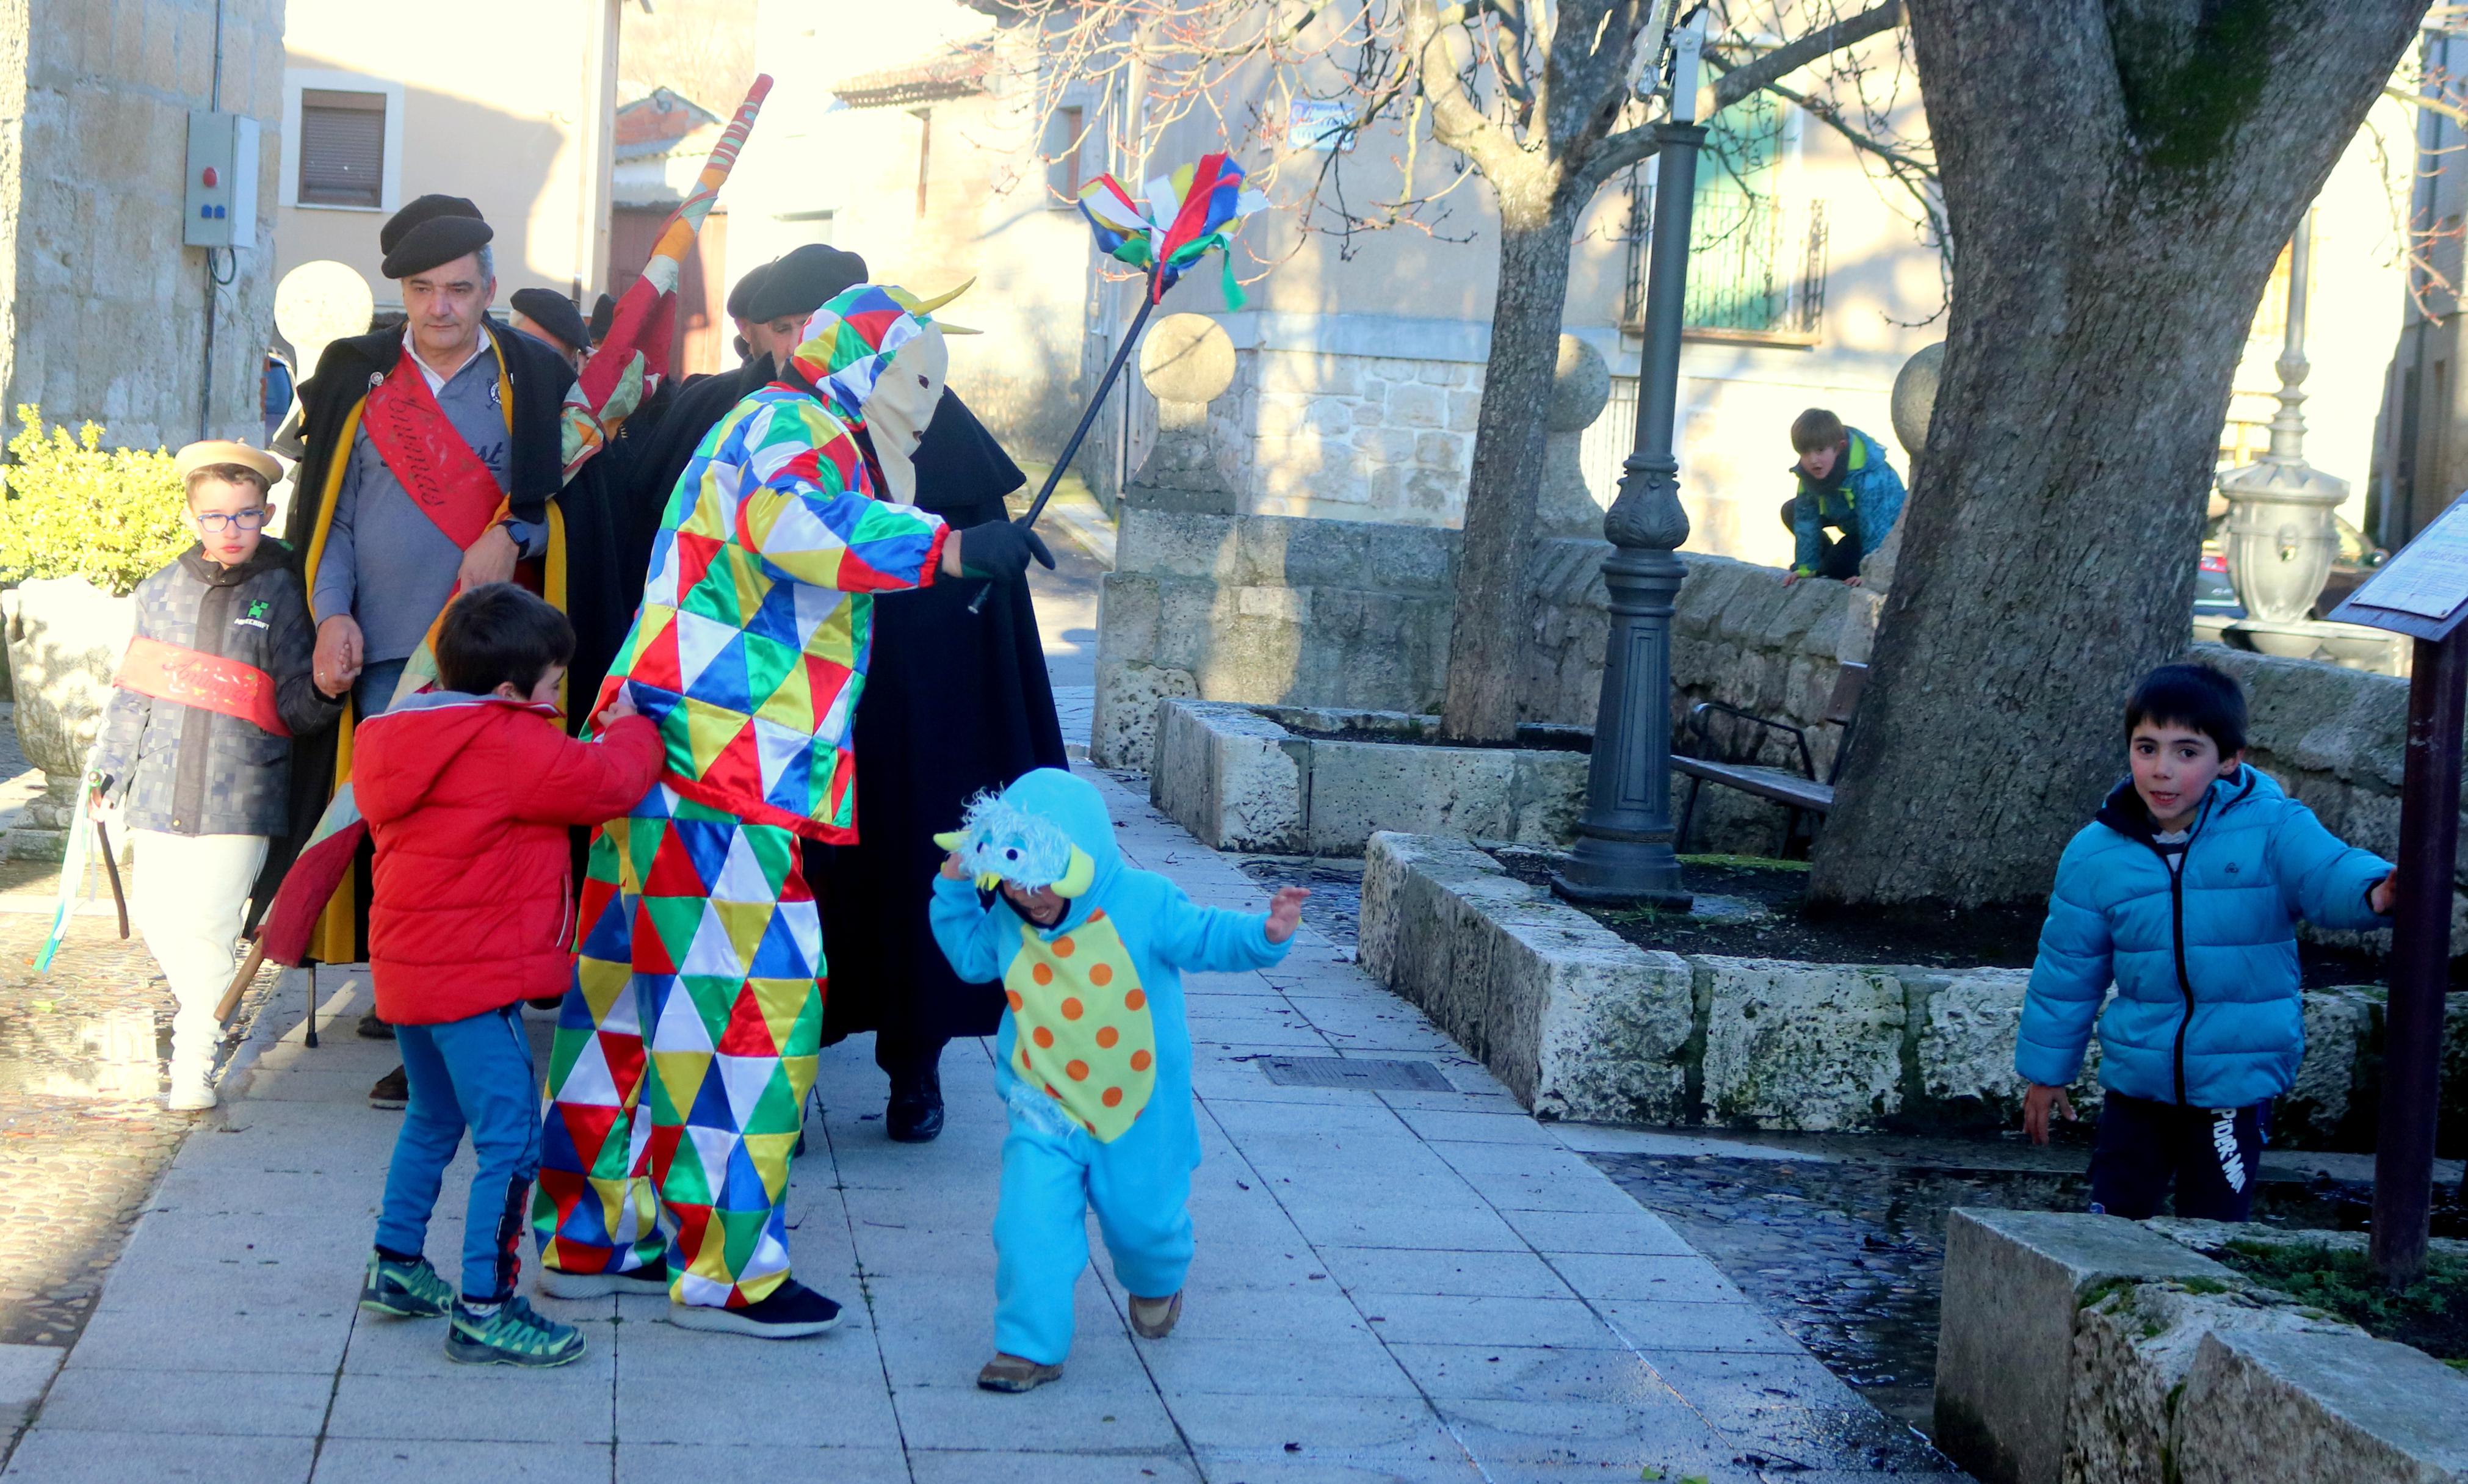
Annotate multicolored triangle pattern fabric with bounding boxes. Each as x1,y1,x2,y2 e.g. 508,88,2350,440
532,787,823,1309
596,299,950,844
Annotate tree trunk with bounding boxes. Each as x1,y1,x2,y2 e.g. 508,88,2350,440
1811,0,2429,909
1441,189,1580,740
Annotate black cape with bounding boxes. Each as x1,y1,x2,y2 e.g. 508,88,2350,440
812,389,1068,1051
258,322,633,949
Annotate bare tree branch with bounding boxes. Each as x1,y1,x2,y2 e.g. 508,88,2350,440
1709,0,1902,112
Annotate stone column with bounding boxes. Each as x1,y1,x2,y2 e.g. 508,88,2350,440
1839,341,1941,667
1091,314,1239,769
1121,313,1239,516
1533,335,1614,540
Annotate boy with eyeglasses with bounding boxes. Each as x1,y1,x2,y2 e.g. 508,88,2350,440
89,441,349,1109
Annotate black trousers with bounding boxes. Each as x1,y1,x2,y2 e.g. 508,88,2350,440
1779,497,1861,579
2087,1092,2265,1222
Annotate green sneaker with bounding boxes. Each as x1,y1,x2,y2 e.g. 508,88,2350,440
444,1296,586,1367
358,1251,453,1319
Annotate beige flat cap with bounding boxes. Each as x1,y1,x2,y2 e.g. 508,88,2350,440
173,440,284,486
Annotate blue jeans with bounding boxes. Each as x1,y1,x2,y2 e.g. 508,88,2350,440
376,1005,542,1301
355,657,411,720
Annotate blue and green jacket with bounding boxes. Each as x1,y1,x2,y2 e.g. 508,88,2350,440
2017,767,2390,1109
1790,427,1905,577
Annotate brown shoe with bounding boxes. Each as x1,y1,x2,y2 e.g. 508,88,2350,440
977,1353,1065,1392
1129,1290,1182,1340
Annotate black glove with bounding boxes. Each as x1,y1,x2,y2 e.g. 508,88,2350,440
957,519,1056,584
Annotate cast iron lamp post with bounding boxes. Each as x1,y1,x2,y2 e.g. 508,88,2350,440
2218,214,2348,629
1553,15,1704,910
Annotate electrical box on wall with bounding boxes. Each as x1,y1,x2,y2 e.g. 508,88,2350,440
184,110,261,250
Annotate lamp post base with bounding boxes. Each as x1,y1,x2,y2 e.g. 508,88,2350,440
1551,831,1693,910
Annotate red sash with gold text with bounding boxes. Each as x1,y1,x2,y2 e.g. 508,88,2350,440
358,349,505,551
115,635,288,737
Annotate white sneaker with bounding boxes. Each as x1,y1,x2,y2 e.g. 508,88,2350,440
167,1076,215,1112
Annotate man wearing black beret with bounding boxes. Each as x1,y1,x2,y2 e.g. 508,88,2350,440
269,194,599,1107
508,287,589,369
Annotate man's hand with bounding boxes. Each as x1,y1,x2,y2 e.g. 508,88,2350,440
941,852,971,881
85,789,106,822
1844,575,1864,588
457,523,519,590
954,520,1056,585
1781,573,1801,588
1265,886,1312,944
314,614,363,698
2371,872,2397,916
2023,1083,2077,1145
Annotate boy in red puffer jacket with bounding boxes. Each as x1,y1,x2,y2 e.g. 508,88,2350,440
350,584,662,1368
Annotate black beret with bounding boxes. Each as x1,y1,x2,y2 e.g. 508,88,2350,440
725,262,772,321
587,293,616,345
380,194,494,280
510,288,588,353
744,244,869,323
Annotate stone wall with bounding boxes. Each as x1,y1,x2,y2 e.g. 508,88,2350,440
1096,509,2463,919
0,0,284,451
1227,347,1486,525
1361,830,2468,1150
1936,1211,2468,1484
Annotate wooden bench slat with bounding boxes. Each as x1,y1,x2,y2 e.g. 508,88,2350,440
1669,756,1836,813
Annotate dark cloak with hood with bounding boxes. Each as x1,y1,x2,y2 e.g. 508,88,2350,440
256,319,635,946
812,388,1068,1055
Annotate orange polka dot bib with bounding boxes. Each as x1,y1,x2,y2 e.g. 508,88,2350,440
1003,908,1154,1142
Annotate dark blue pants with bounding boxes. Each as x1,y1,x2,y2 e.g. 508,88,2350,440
375,1005,541,1300
2088,1093,2264,1223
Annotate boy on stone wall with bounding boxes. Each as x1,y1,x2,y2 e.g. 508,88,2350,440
1779,407,1904,585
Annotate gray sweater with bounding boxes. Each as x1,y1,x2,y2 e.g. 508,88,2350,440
307,334,543,662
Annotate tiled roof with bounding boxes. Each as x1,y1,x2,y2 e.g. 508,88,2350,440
615,87,723,158
831,36,993,108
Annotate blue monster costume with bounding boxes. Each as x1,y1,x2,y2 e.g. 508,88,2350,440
928,769,1287,1364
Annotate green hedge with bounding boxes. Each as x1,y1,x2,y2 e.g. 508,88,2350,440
0,405,192,596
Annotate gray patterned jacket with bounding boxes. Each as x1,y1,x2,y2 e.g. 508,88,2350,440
90,543,345,837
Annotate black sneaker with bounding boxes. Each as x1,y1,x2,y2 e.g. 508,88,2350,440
358,1250,452,1319
369,1065,408,1110
444,1295,586,1367
357,1012,396,1041
667,1278,843,1339
537,1254,671,1300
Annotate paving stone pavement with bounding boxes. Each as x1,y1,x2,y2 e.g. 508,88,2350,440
0,768,1965,1483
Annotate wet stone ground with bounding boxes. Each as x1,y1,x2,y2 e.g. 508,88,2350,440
0,910,201,1349
0,709,261,1355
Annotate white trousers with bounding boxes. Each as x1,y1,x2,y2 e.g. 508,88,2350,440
130,830,268,1092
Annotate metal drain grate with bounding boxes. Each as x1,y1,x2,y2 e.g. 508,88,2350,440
1257,1056,1454,1092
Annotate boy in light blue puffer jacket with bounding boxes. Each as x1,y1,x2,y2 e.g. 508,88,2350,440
2018,663,2394,1221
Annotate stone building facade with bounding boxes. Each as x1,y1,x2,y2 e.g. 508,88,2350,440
0,0,287,451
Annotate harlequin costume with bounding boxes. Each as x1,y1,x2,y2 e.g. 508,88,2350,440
530,283,1037,1336
928,769,1290,1375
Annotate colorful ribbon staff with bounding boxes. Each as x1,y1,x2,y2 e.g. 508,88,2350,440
1076,151,1264,307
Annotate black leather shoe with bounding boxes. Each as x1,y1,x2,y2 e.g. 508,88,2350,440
369,1065,408,1110
886,1063,944,1143
358,1012,396,1041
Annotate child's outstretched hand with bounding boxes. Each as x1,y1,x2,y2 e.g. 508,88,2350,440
1265,886,1311,944
2370,872,2397,916
596,689,639,728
